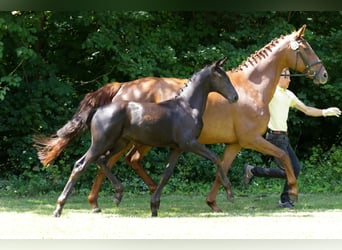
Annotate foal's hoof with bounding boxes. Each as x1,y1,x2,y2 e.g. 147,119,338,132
113,194,123,207
227,193,235,203
113,198,121,207
289,193,298,202
206,200,223,213
92,207,102,213
150,200,160,217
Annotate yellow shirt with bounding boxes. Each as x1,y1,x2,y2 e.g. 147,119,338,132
268,86,300,132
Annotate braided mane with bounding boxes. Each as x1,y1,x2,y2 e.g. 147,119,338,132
175,79,191,98
234,34,286,71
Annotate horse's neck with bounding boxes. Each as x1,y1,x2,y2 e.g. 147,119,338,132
233,35,293,105
239,51,286,105
248,69,281,103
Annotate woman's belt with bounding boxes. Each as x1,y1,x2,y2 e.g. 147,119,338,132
267,128,287,135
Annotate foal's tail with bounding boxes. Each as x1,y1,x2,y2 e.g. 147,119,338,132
33,82,122,167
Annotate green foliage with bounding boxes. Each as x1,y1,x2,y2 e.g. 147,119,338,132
0,11,341,196
300,144,342,193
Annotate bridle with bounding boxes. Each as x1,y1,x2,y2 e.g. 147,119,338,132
281,38,323,80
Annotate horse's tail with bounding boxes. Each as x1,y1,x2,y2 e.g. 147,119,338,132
33,82,122,167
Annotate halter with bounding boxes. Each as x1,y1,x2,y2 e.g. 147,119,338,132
281,38,323,80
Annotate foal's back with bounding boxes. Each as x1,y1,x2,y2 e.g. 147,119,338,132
96,97,197,149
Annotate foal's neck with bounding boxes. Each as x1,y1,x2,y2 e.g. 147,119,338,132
177,75,210,114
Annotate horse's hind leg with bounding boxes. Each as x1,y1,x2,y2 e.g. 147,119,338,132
54,152,94,217
150,149,182,217
125,144,157,193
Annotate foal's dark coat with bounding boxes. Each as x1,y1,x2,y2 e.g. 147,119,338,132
53,58,238,217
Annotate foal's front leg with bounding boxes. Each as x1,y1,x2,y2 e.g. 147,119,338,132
182,140,232,200
206,143,241,212
150,149,182,217
88,145,130,212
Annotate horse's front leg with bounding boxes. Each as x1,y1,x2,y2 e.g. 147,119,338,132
54,154,91,217
182,140,232,201
150,149,182,217
206,143,241,212
244,136,298,201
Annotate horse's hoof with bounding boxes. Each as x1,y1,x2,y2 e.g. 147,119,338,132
289,193,298,202
206,200,223,213
92,207,102,213
151,211,158,217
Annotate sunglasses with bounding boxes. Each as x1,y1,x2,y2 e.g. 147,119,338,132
280,73,291,79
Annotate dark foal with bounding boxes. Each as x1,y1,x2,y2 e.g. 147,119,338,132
53,58,238,217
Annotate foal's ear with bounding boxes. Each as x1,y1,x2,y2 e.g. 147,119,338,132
215,57,228,68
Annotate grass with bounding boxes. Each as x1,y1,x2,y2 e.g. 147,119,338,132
1,190,342,218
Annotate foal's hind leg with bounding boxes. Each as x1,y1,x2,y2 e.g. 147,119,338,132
88,143,156,213
96,154,125,207
94,139,131,208
54,152,94,217
88,144,131,213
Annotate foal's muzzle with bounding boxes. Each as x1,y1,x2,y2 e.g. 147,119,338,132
228,93,239,103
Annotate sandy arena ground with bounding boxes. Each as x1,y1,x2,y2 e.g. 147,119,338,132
1,210,342,239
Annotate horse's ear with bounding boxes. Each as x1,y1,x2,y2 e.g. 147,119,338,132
295,24,306,39
215,57,227,67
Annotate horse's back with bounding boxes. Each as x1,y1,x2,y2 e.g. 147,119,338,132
115,77,186,103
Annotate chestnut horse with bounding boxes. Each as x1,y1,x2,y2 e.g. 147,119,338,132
52,59,238,217
35,25,328,213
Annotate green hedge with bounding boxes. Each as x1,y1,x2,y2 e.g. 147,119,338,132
0,11,341,195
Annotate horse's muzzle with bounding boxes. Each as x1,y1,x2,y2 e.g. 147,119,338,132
314,70,328,84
